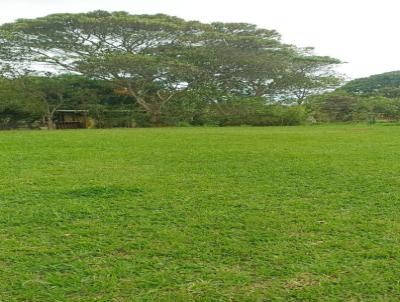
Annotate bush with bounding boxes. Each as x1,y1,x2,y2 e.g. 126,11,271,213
209,98,307,126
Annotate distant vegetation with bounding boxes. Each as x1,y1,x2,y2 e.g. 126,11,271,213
308,71,400,123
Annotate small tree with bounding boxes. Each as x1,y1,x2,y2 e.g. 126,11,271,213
22,75,101,129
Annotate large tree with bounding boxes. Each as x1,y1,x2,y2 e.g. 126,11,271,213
0,11,210,123
0,11,342,125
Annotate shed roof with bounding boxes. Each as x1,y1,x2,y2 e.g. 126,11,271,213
56,110,89,113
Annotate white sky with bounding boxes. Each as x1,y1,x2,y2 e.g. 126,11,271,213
1,0,399,79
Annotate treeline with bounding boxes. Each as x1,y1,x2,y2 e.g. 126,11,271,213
0,75,309,129
0,11,340,129
307,71,400,123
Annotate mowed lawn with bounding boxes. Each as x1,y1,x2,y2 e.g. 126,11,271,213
1,125,400,301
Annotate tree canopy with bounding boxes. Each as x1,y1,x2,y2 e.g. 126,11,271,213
0,11,342,128
341,71,400,97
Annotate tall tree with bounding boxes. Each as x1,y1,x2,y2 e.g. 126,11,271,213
0,11,342,125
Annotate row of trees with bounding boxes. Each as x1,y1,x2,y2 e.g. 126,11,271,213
0,75,309,129
307,71,400,123
0,11,341,128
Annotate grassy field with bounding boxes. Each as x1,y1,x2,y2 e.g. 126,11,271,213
1,125,400,301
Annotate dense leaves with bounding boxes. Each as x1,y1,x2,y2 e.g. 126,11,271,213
341,71,400,96
0,11,342,127
308,71,400,123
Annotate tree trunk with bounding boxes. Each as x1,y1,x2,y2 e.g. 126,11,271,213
46,113,55,129
149,110,163,126
126,85,176,126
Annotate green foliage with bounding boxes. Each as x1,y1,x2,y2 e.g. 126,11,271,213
273,48,343,104
19,75,111,128
341,71,400,96
0,78,41,129
308,91,400,123
0,100,39,129
0,11,341,126
307,71,400,123
207,97,306,126
308,93,362,122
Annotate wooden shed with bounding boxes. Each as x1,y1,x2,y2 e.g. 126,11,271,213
55,110,90,129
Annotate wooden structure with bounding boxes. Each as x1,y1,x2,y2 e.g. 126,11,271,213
55,110,89,129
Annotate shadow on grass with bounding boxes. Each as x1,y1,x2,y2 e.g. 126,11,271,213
0,186,144,204
65,186,144,199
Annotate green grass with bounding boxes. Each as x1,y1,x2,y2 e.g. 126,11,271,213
1,125,400,301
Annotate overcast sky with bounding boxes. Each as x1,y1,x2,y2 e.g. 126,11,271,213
1,0,399,79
